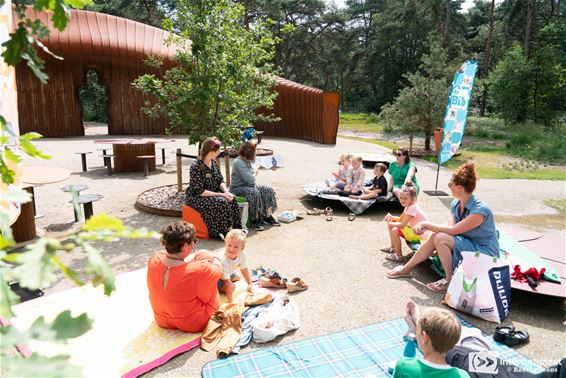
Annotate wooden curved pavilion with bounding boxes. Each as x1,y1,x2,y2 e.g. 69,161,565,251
15,9,339,144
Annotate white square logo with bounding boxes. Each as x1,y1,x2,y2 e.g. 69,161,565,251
469,351,498,374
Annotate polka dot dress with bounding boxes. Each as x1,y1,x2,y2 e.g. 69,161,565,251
185,160,242,238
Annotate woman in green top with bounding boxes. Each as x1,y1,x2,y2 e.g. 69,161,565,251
388,148,419,197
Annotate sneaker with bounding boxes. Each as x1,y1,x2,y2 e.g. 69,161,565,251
252,220,265,231
263,215,281,226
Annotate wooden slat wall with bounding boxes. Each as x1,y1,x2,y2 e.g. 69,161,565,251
255,79,340,144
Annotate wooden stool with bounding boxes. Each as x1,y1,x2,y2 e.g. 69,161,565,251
182,205,210,239
75,152,92,172
60,184,89,221
158,147,168,165
69,194,104,221
256,130,264,144
137,155,155,177
10,186,37,243
100,154,115,176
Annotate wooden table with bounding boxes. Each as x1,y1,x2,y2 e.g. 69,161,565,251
94,139,174,172
10,166,71,243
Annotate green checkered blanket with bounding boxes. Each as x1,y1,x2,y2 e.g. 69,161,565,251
201,317,542,377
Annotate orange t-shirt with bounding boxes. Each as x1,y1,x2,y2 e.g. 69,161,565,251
147,250,221,333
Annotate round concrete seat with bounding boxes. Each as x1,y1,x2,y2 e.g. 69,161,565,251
60,184,89,193
75,151,92,172
69,194,104,221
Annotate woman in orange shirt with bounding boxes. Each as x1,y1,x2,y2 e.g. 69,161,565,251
147,221,222,333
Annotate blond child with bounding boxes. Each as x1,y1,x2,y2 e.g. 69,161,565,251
393,302,469,378
326,154,352,189
381,183,431,261
350,163,388,200
217,229,253,303
340,156,365,196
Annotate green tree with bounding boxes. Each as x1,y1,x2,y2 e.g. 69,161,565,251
380,41,454,151
85,0,177,28
133,0,278,148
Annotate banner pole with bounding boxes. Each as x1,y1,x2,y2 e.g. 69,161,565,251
434,162,440,193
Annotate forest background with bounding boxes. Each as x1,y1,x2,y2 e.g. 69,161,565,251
80,0,565,166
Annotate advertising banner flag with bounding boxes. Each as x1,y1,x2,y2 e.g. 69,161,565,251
439,60,479,165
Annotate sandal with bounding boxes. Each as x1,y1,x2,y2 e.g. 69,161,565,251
286,277,309,293
306,208,322,216
493,325,515,343
380,246,394,253
325,208,333,221
504,330,530,347
386,265,412,279
385,253,405,262
348,213,356,221
426,278,450,293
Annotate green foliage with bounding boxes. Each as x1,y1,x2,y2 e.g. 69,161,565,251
85,0,175,27
380,41,455,150
505,127,566,163
544,199,566,213
134,0,278,147
79,70,108,123
338,113,383,133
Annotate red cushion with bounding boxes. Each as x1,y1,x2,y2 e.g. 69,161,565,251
182,205,210,240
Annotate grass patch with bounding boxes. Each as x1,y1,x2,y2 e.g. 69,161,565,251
339,135,398,150
421,149,566,180
339,113,383,133
544,199,566,212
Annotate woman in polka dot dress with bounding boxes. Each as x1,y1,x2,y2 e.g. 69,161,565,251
185,137,242,239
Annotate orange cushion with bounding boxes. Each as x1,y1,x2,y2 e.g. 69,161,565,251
182,205,210,240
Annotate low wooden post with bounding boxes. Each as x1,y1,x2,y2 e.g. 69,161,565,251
176,148,183,193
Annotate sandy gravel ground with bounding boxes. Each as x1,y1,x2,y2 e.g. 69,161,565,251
17,129,566,376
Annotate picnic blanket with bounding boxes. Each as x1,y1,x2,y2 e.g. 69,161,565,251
302,183,395,215
202,317,542,377
11,267,247,378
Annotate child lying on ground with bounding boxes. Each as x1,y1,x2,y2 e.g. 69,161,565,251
394,301,469,377
350,163,388,200
381,183,431,261
217,229,253,302
326,153,352,189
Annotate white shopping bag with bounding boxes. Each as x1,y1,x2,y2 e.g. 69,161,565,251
252,295,300,343
444,251,511,324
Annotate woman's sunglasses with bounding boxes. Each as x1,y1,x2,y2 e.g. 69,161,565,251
395,152,404,157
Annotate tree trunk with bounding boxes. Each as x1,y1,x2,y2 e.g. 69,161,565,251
424,133,431,151
524,0,535,58
224,146,231,187
441,0,451,47
479,0,495,117
409,134,413,155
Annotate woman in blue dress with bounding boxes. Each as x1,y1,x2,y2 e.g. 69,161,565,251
386,162,499,293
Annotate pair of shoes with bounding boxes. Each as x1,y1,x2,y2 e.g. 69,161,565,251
286,277,308,293
493,326,530,347
259,276,286,288
385,253,405,262
263,215,281,226
306,208,323,216
426,278,450,293
380,246,394,253
325,207,333,221
252,219,265,231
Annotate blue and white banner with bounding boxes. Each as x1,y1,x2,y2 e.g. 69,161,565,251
439,60,479,165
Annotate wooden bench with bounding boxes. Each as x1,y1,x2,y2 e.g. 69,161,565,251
75,152,92,172
69,194,104,221
137,155,155,177
100,154,115,176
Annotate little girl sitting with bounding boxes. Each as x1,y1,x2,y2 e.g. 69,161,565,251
381,183,431,262
325,154,352,189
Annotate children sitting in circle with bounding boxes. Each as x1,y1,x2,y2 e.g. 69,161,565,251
350,163,388,200
339,156,366,196
325,153,352,189
217,229,254,303
381,182,431,261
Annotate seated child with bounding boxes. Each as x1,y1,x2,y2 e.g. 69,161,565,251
339,156,365,196
326,154,352,189
217,229,253,303
394,301,469,378
350,163,387,200
381,183,431,261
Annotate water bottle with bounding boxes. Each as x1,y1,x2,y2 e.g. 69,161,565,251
403,336,417,358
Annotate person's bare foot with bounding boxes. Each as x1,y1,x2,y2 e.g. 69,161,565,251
404,300,420,336
349,195,359,200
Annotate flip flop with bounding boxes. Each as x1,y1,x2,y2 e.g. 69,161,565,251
426,278,450,293
348,213,356,221
493,325,515,343
386,265,412,279
504,330,530,347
